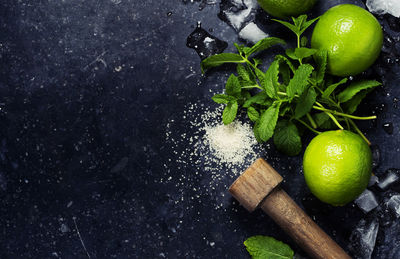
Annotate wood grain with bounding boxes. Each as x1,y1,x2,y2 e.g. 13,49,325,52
229,158,283,212
229,158,351,259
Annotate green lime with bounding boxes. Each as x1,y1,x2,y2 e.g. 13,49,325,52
311,4,383,77
303,130,372,206
257,0,317,19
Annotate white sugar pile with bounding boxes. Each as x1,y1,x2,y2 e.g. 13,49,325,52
367,0,400,18
165,101,265,210
185,103,262,175
204,121,257,164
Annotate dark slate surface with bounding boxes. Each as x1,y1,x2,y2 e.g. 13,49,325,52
0,0,399,258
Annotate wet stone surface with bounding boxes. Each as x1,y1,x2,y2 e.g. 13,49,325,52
0,0,399,258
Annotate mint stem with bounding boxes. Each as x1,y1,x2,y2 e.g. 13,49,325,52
296,119,321,134
349,119,371,145
306,113,317,128
312,106,376,120
325,111,344,130
242,85,263,90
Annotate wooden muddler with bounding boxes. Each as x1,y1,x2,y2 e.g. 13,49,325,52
229,158,351,259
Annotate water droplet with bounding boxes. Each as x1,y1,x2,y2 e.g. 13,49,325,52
393,97,399,109
382,122,394,135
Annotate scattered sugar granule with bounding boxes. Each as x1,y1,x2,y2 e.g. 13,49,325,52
204,121,257,164
165,102,267,211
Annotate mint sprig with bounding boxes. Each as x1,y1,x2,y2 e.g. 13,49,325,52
200,15,379,155
244,235,294,259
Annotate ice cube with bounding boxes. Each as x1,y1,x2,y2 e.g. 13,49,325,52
218,0,257,31
186,23,228,60
366,0,400,18
368,175,379,187
377,168,400,190
238,22,269,44
354,189,379,213
386,194,400,218
349,217,379,259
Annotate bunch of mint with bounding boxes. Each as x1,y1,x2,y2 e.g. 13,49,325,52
201,15,380,156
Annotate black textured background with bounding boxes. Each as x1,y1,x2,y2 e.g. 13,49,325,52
0,0,399,258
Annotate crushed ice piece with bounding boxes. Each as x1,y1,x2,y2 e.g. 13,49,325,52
377,169,400,190
349,217,379,259
355,189,379,213
218,0,257,31
386,195,400,218
366,0,400,18
238,22,269,44
374,219,400,258
368,175,379,187
186,24,228,60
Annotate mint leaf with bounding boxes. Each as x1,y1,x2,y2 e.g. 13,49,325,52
299,16,320,35
272,19,299,35
286,48,317,61
293,15,307,29
247,107,260,122
245,37,286,56
300,36,308,47
322,78,348,99
286,64,314,98
315,49,328,85
279,64,291,86
274,120,302,156
234,43,245,55
264,60,280,97
343,89,373,114
201,53,244,72
225,74,242,97
337,80,381,103
255,102,280,142
314,112,335,129
244,235,294,259
279,104,291,116
295,48,318,60
243,92,269,108
285,48,297,60
237,64,253,85
222,101,238,125
275,55,295,72
253,58,262,67
255,66,276,99
212,94,235,104
295,87,317,119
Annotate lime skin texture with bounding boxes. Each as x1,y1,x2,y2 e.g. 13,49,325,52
311,4,383,77
303,130,372,206
257,0,317,19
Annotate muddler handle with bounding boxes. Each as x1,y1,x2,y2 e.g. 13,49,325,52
229,158,351,259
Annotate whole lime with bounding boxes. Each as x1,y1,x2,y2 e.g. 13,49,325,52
311,4,383,77
257,0,317,19
303,130,372,206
